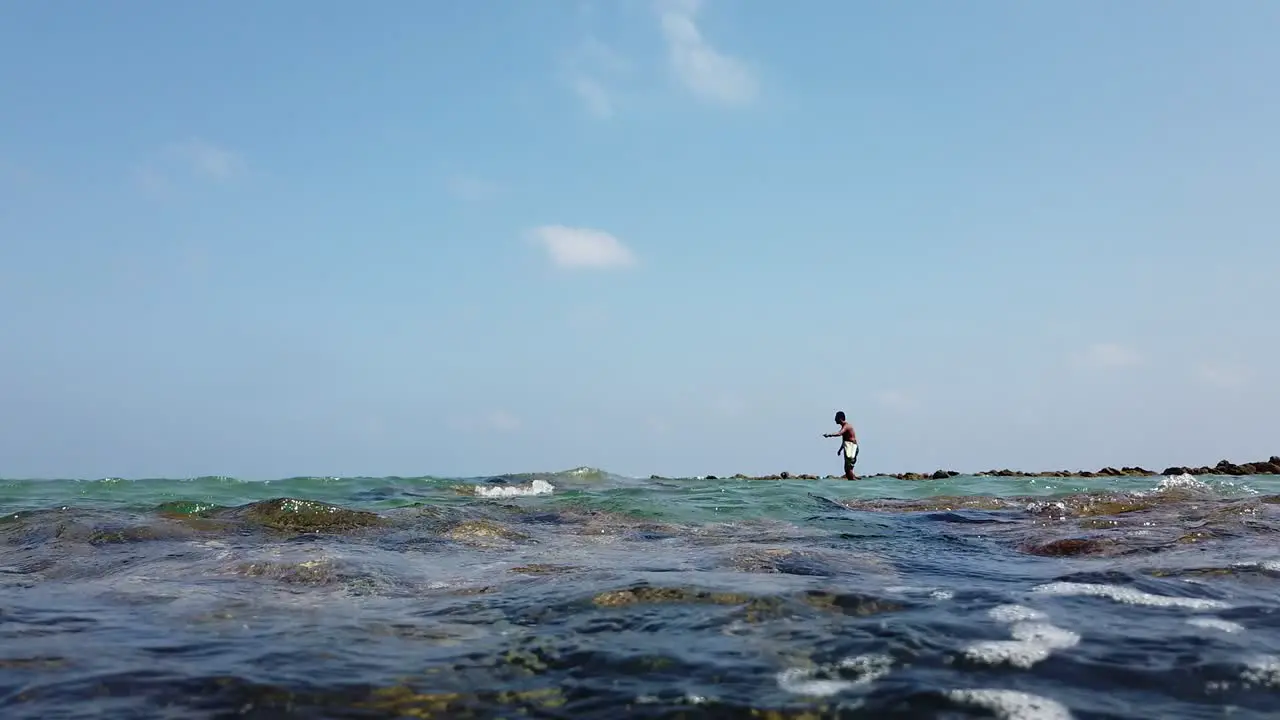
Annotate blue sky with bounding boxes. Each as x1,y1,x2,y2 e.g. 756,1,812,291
2,1,1277,480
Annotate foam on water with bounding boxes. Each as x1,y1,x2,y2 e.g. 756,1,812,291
988,604,1047,623
1032,581,1229,610
946,689,1074,720
1186,617,1244,633
474,479,555,498
775,653,894,697
964,621,1080,670
1240,655,1280,689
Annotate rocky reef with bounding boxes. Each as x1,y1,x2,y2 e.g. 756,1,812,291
659,456,1280,482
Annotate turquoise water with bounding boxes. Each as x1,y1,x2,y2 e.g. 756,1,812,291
3,469,1280,718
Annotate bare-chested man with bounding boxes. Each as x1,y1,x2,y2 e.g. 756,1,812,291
822,411,859,480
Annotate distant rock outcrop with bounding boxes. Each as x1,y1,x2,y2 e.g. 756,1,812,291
694,455,1280,481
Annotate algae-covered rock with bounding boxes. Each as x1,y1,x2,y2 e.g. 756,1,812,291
87,523,197,545
235,559,338,585
356,685,566,719
442,519,529,544
800,590,903,616
509,563,578,575
241,498,383,533
592,585,753,608
1020,537,1115,557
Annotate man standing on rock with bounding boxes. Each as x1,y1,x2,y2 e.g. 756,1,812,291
823,411,859,480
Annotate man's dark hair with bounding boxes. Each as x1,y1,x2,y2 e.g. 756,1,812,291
834,411,846,423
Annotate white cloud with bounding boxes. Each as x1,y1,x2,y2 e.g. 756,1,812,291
133,166,172,196
531,225,637,270
565,37,628,118
490,410,522,432
168,139,244,181
135,139,244,196
1198,363,1248,389
572,76,614,118
446,174,500,201
1074,343,1142,369
656,0,758,106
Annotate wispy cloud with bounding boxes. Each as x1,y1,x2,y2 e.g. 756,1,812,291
168,139,245,181
446,174,500,202
1198,362,1249,389
135,138,244,196
572,76,614,118
1073,343,1142,369
656,0,758,107
565,36,628,118
133,165,172,197
490,410,522,432
530,225,637,270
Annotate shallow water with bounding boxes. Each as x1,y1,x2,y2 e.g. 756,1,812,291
3,469,1280,718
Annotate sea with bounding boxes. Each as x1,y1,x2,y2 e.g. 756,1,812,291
2,468,1279,719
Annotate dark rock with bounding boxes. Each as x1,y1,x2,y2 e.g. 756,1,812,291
705,475,718,480
240,498,383,534
1162,466,1189,476
1253,462,1280,474
1022,537,1113,557
779,471,790,479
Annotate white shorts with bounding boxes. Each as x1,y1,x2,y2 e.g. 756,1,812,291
842,441,859,468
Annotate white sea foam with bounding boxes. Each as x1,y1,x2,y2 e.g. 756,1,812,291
1158,473,1204,491
775,653,893,697
474,479,555,498
1208,655,1280,693
839,653,895,680
1186,617,1244,633
946,689,1073,720
1032,581,1229,610
988,604,1047,623
963,622,1080,669
775,669,855,697
930,589,955,600
1241,655,1280,688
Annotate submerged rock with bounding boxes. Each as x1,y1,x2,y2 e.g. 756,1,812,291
592,585,753,608
442,519,529,544
509,563,578,575
1020,537,1117,557
800,590,904,616
238,498,384,533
